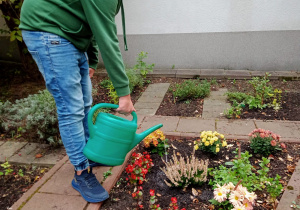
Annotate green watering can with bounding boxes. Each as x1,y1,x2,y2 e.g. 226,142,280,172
83,103,163,166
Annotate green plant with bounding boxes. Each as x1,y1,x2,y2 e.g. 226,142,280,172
0,90,61,146
194,131,227,154
249,128,285,156
133,51,155,79
18,169,24,177
149,189,161,210
210,78,217,85
224,101,243,119
102,168,113,183
126,68,144,92
172,79,210,102
0,161,13,175
226,92,250,103
143,129,169,157
161,150,208,188
291,201,300,209
268,88,282,111
209,149,284,201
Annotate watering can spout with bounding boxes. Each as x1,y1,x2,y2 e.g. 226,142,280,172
130,124,163,150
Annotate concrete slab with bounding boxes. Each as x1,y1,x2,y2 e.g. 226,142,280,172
149,69,176,78
216,120,256,136
137,94,164,103
0,141,27,162
139,116,180,133
32,147,66,166
177,118,215,133
138,90,166,98
0,140,5,146
9,143,39,164
144,83,170,92
134,102,161,109
39,162,79,195
176,69,201,78
136,109,157,116
277,160,300,210
224,70,252,79
200,69,225,79
255,120,300,140
21,193,86,210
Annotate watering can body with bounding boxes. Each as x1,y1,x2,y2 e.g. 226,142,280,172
83,103,163,166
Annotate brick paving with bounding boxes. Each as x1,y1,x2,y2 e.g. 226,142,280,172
8,70,300,209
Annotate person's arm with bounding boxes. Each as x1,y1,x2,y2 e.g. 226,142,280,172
81,0,135,113
87,37,98,78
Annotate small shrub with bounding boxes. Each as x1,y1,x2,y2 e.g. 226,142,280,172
172,79,211,102
0,90,61,146
249,128,285,156
226,92,250,103
143,129,170,157
223,101,243,119
161,150,209,188
194,131,227,154
133,51,155,79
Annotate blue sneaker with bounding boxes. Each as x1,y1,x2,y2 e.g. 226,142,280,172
72,168,109,203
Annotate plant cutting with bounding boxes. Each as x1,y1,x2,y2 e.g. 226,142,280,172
194,131,227,154
125,152,153,185
249,128,286,156
143,129,170,157
132,186,144,210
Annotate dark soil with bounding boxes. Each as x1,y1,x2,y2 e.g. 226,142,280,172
102,139,300,210
0,164,49,209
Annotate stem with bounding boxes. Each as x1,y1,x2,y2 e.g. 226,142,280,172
234,179,243,191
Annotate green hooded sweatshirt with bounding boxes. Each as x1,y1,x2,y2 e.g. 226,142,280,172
20,0,129,97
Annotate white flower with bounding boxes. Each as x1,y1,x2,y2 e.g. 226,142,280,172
214,187,227,203
245,192,257,204
229,190,243,206
232,204,246,210
236,185,248,198
226,182,235,191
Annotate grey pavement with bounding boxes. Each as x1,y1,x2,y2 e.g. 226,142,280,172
9,76,300,209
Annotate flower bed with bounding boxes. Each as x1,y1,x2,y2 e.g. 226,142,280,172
101,130,300,210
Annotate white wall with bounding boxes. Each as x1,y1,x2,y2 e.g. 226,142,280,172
116,0,300,35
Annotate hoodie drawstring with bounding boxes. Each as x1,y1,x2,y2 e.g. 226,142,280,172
120,0,128,51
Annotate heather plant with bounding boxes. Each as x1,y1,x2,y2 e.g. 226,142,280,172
161,150,208,188
0,90,61,146
143,129,170,157
125,152,153,185
172,79,211,102
249,128,285,156
194,131,227,154
209,182,257,210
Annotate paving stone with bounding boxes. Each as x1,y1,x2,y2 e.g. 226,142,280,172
135,109,157,116
0,141,27,162
32,147,66,166
200,69,225,79
149,69,176,78
134,102,161,109
9,143,39,164
39,162,79,195
138,90,166,98
137,94,164,103
139,116,180,133
144,83,170,92
276,160,300,210
177,118,215,133
21,193,86,210
216,120,256,136
0,141,5,146
255,120,300,139
224,70,252,79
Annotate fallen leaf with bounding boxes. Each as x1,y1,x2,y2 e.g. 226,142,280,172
113,198,120,201
193,198,199,203
35,154,43,158
278,157,284,162
268,154,274,160
192,188,198,196
133,187,137,192
287,165,296,173
34,176,40,181
287,155,294,162
176,152,181,156
188,143,192,146
225,156,229,160
40,169,45,174
156,193,161,197
227,144,234,148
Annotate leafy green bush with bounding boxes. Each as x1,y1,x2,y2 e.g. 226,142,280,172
0,90,61,146
133,51,154,79
172,79,211,102
226,92,250,103
209,149,283,200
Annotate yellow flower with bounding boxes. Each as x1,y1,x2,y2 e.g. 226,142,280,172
202,138,206,143
205,141,210,146
213,137,218,141
160,136,165,140
194,145,199,150
216,147,220,153
210,140,214,145
220,134,225,139
222,141,227,147
216,144,220,147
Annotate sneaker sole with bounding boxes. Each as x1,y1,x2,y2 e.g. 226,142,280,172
71,180,109,203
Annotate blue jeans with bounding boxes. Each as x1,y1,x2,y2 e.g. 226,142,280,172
22,30,92,171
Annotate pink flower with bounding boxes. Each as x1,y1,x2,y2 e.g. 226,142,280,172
270,140,277,146
260,133,265,138
280,143,286,149
243,199,253,210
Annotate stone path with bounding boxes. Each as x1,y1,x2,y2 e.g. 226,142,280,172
202,88,231,119
8,72,300,210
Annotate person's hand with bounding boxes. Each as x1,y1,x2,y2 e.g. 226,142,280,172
116,94,136,115
89,68,95,78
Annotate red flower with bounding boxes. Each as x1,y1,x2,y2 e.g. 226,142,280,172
139,180,143,185
280,143,286,149
132,192,136,198
270,140,277,146
150,189,155,196
171,197,177,203
131,173,137,180
139,204,143,209
181,208,186,210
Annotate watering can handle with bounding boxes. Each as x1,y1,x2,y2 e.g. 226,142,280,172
88,103,138,137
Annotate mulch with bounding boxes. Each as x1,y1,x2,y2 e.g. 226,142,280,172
101,139,300,210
